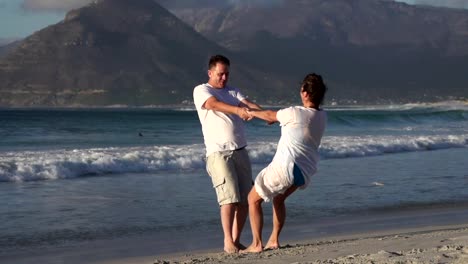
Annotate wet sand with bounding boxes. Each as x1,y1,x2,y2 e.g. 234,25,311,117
2,207,468,264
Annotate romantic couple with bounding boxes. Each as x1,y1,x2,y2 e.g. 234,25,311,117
193,55,327,253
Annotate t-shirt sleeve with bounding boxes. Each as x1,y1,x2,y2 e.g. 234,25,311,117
193,85,214,110
277,107,296,126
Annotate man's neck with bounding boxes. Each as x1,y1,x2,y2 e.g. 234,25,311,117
207,82,224,89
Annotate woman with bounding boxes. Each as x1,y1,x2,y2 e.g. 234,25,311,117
242,73,328,253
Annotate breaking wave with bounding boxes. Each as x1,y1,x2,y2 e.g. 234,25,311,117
1,134,466,182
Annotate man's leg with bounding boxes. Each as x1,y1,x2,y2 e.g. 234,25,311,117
221,203,238,253
207,151,243,253
232,148,253,249
232,202,248,249
265,185,298,250
241,187,264,253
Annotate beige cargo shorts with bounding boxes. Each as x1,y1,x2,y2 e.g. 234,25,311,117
206,148,253,206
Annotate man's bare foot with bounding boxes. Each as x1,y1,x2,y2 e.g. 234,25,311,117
240,244,263,253
224,241,239,254
264,240,280,250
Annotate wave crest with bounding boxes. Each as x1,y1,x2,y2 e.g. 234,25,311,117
0,134,466,182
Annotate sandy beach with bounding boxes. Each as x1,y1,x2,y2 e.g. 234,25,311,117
151,225,468,264
2,207,468,264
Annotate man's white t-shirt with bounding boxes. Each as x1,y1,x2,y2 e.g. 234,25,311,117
193,83,247,157
254,106,327,201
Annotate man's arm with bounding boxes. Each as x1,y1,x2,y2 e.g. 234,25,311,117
240,99,262,111
247,109,278,123
203,96,251,120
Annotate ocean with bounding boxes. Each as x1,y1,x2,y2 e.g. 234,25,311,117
0,101,467,258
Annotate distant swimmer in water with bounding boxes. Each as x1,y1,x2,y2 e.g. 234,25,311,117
138,132,143,137
241,73,328,253
372,182,384,186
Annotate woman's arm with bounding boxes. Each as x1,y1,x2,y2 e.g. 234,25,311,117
247,109,278,123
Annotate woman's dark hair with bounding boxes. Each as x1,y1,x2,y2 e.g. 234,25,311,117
208,55,230,69
301,73,327,107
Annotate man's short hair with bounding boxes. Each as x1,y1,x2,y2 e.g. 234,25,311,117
209,55,230,69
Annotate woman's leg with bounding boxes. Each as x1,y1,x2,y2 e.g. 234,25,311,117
241,187,264,253
265,185,298,250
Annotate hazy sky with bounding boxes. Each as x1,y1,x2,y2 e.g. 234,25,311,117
1,0,467,40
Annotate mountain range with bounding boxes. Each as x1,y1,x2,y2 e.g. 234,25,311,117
170,0,468,102
0,0,467,107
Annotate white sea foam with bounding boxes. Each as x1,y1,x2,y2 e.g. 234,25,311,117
401,100,468,111
0,134,466,182
0,145,207,182
327,100,468,112
320,135,467,159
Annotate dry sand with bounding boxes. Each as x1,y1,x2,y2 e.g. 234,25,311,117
151,225,468,264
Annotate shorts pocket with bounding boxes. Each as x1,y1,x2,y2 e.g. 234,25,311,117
211,173,225,188
206,153,226,188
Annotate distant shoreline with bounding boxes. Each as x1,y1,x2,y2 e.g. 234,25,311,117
0,99,466,110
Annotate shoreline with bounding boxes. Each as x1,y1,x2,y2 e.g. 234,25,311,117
2,206,468,264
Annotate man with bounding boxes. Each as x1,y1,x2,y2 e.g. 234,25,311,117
193,54,261,253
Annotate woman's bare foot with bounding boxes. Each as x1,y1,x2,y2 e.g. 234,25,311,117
240,243,263,253
264,240,280,250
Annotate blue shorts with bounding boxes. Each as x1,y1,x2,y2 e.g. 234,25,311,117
293,164,305,187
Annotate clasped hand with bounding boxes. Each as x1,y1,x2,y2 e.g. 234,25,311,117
239,108,273,125
238,107,253,121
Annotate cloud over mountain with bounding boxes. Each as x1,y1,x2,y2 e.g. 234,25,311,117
20,0,468,13
397,0,468,9
159,0,283,8
415,0,468,9
21,0,93,12
20,0,284,12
